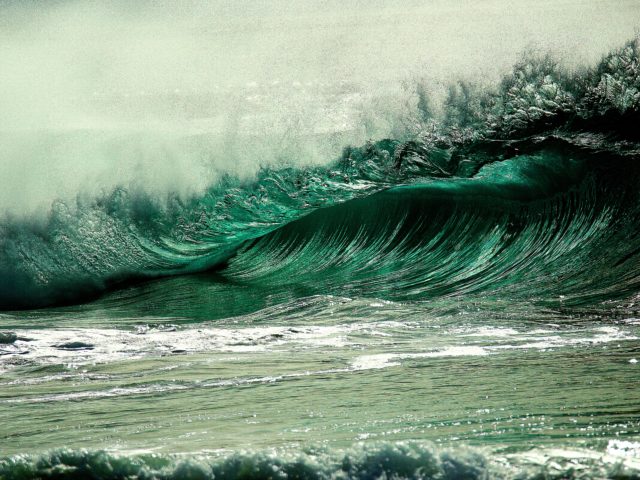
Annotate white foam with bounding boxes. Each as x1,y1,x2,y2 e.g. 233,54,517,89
0,325,351,368
351,354,401,371
350,346,488,372
0,321,411,370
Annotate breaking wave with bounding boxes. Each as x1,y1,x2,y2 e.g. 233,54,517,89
2,442,639,480
2,40,640,310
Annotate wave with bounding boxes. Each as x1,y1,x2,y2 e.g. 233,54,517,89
1,442,639,480
222,147,640,308
2,39,640,310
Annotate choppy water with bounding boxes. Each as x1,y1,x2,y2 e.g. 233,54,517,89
2,33,640,480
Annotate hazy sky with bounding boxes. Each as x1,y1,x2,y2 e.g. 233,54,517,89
2,0,639,100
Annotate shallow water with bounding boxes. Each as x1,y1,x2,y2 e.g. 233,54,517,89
2,294,640,477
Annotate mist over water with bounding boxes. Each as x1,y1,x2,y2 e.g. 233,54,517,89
1,0,639,216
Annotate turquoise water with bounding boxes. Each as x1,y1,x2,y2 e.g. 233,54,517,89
2,39,640,479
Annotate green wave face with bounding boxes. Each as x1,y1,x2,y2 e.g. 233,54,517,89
223,149,630,306
3,133,639,313
88,141,635,321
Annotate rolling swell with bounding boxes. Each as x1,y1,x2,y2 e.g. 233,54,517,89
2,39,640,310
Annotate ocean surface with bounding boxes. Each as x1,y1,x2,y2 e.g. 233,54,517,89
3,22,640,480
